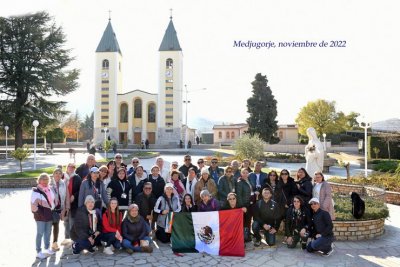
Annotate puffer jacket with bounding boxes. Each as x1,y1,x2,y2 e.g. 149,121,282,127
154,194,181,228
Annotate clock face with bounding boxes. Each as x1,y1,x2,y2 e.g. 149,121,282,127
101,72,108,78
166,70,173,77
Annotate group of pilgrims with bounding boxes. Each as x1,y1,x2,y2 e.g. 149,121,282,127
31,153,335,259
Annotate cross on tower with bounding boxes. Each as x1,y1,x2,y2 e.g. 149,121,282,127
108,10,112,21
170,8,173,19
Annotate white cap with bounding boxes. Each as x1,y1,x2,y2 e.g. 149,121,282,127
308,197,320,204
90,166,99,173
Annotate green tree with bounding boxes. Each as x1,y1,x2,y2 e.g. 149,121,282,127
233,134,265,161
46,128,65,150
104,139,112,160
246,73,278,143
10,144,31,172
295,99,354,136
80,112,94,141
0,12,79,148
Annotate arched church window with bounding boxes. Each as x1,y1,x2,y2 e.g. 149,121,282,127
134,99,142,118
166,58,173,68
102,59,109,69
226,132,230,139
120,103,128,123
218,132,222,139
231,131,235,139
148,103,156,123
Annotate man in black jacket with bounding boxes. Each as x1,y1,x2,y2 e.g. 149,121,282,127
307,197,334,256
252,187,281,246
135,182,157,229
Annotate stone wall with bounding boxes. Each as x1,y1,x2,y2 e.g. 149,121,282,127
0,178,36,188
333,219,385,240
328,181,399,205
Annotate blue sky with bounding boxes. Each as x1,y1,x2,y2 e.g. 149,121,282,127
2,0,399,126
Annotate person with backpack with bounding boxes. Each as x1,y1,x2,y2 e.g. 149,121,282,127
31,173,56,259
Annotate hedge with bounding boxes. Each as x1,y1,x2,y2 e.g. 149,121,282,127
368,136,400,160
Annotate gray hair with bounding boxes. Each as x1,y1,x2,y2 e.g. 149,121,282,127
84,195,95,205
200,189,210,198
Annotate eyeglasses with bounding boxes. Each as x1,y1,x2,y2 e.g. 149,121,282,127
211,161,217,164
228,198,236,201
144,187,152,190
132,161,139,164
185,158,191,161
310,202,318,205
115,156,122,159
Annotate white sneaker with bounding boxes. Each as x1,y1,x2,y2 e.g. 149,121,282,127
36,252,48,260
43,249,56,255
103,246,114,255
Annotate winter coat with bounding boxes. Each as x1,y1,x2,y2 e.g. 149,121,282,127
285,205,311,237
208,166,224,185
217,175,237,203
31,186,55,222
297,177,313,204
78,178,109,208
310,208,334,238
317,181,335,220
71,206,102,241
198,198,220,212
194,178,218,205
249,171,267,191
253,198,281,230
107,178,132,209
121,216,148,242
236,178,253,208
135,192,157,219
279,177,298,207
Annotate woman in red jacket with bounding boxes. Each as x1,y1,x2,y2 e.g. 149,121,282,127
102,197,123,255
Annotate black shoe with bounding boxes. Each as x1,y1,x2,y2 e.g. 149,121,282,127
87,248,95,254
253,240,261,247
322,248,334,257
301,243,307,250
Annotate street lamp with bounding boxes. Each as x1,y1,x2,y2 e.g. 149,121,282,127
103,126,108,159
4,126,9,159
322,133,327,152
32,120,39,170
183,85,206,150
359,118,371,177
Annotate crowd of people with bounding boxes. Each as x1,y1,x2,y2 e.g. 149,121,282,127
30,153,335,260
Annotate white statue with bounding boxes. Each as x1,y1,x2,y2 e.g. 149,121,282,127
305,127,324,178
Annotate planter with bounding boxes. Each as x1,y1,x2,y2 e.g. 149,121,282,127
333,219,385,240
328,181,400,205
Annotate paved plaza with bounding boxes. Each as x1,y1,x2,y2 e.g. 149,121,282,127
0,150,398,266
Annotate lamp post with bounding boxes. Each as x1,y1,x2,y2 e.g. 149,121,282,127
359,118,371,177
4,126,9,159
104,127,108,160
322,133,327,152
182,85,206,150
32,120,39,170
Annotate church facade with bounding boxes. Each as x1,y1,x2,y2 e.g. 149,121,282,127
93,17,183,146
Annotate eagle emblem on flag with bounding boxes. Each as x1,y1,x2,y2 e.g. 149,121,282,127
197,226,215,244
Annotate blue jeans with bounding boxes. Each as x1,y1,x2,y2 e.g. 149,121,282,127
63,213,74,239
36,221,52,253
252,221,276,246
122,236,152,252
307,236,333,253
101,232,122,249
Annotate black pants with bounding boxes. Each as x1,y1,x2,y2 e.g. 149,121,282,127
287,232,307,249
52,221,59,243
156,227,171,243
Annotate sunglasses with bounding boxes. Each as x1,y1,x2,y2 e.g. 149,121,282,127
281,173,288,175
228,198,236,201
211,161,218,164
92,171,100,174
197,161,204,164
132,161,139,164
115,156,122,159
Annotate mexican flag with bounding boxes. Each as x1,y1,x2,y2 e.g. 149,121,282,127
171,209,245,257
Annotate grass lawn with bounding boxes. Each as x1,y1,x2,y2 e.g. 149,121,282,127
0,166,57,178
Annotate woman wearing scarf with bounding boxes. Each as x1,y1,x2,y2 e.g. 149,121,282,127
107,167,132,212
121,204,153,253
71,195,102,254
170,170,186,203
50,168,70,251
31,173,56,259
285,195,312,249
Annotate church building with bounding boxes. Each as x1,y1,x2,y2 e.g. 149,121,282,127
93,16,183,146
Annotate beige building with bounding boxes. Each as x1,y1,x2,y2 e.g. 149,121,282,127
93,16,183,146
213,123,299,145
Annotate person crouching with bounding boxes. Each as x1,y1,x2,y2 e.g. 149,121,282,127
71,195,102,254
122,204,153,254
